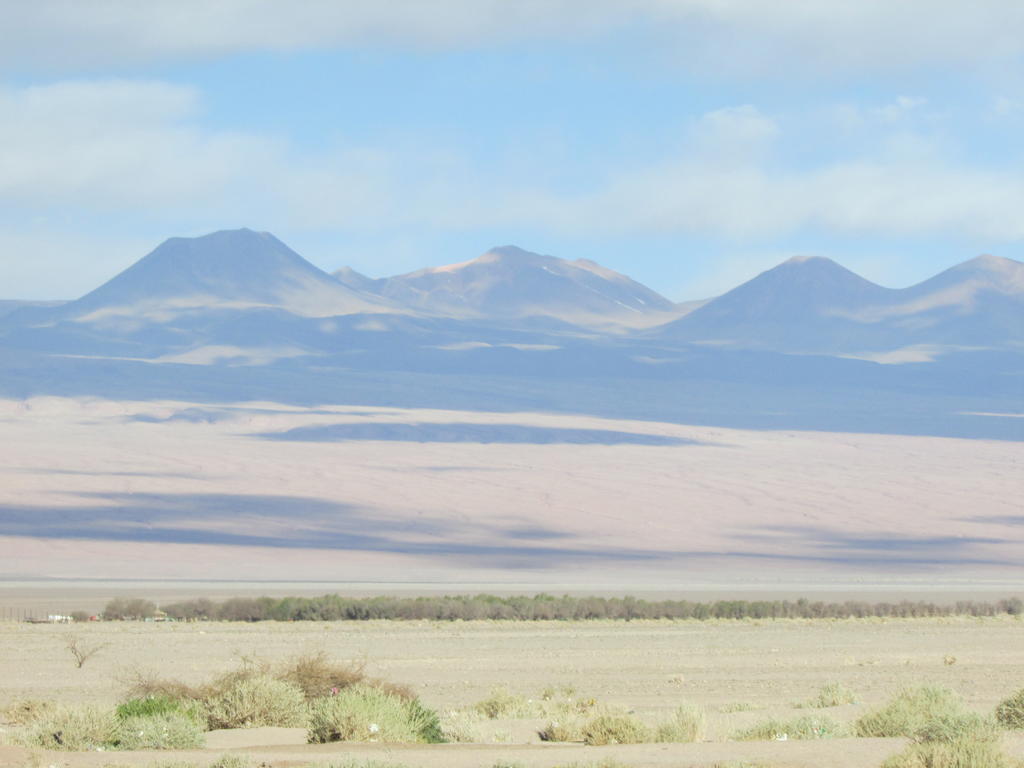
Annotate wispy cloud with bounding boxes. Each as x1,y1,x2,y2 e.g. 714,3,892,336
2,0,1022,77
3,81,1023,245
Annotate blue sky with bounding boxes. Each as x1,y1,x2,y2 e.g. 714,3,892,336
2,1,1023,300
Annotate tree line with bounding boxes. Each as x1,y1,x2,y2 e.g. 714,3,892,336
96,593,1024,622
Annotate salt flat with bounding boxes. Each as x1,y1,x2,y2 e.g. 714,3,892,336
0,396,1020,585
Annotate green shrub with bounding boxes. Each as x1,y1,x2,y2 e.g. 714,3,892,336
307,685,443,744
802,682,857,708
405,697,444,743
114,712,205,750
203,675,307,729
655,703,706,742
733,715,842,741
856,686,968,738
580,713,651,745
882,737,1016,768
995,689,1024,730
116,695,205,727
23,704,119,750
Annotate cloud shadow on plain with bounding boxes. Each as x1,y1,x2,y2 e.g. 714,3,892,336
254,422,699,446
1,492,1019,571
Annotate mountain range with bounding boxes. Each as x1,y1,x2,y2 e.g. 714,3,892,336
334,244,683,328
1,228,1020,440
658,252,1024,358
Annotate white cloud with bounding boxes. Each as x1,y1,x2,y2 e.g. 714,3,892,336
691,105,779,161
2,0,1023,76
0,80,275,210
520,155,1024,242
2,82,1023,297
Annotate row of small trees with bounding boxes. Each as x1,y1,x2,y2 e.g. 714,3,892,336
109,593,1024,623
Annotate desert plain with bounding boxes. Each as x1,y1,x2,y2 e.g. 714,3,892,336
1,396,1021,585
1,397,1022,767
1,615,1023,767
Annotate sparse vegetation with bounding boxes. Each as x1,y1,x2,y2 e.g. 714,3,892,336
144,756,251,768
995,688,1024,729
654,703,706,742
439,708,484,742
798,681,858,708
148,593,1024,622
121,669,206,702
856,686,968,738
539,719,583,742
203,674,308,729
881,738,1017,768
277,651,370,700
733,714,843,740
22,704,119,750
475,686,536,719
65,634,107,668
579,713,651,745
116,694,204,726
718,702,760,713
859,684,1017,767
307,684,443,744
102,597,157,621
0,699,56,725
209,756,251,768
113,711,205,750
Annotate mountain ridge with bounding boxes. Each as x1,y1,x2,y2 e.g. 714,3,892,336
333,244,681,327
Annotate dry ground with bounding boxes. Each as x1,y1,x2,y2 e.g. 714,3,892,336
1,617,1023,767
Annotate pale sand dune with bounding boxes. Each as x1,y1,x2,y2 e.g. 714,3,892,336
0,396,1020,584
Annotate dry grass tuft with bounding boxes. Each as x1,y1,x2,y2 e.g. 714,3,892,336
0,700,56,726
655,703,706,743
203,675,307,730
718,702,760,713
580,713,651,745
995,689,1024,730
856,686,971,739
307,684,442,744
21,704,119,751
121,669,207,703
474,687,537,719
799,682,858,708
439,709,485,743
277,651,368,701
733,715,843,741
881,737,1017,768
113,711,206,750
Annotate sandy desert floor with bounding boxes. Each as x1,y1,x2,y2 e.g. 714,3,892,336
1,396,1021,585
1,617,1023,767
